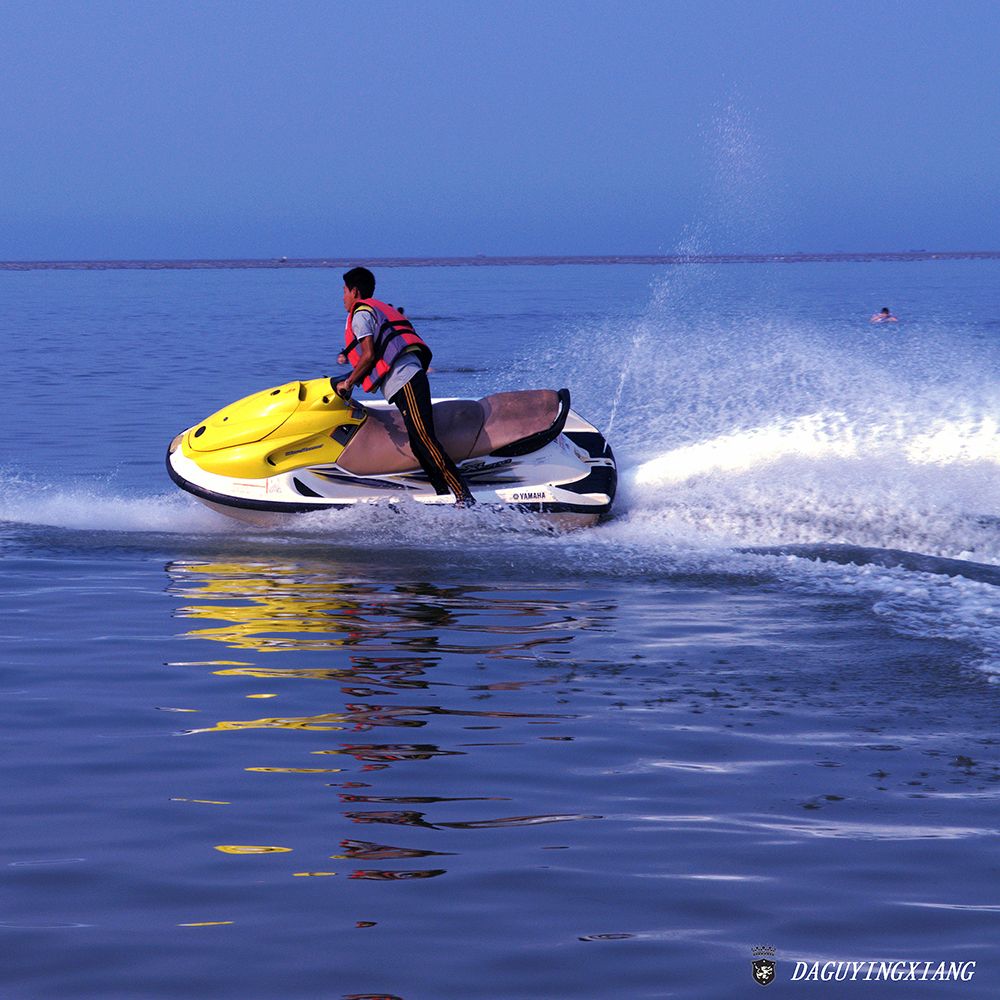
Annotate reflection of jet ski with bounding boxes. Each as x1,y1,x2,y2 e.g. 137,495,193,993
167,376,616,527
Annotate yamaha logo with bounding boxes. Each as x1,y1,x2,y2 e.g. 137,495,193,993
752,946,777,986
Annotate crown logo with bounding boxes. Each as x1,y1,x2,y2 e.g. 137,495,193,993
752,945,776,958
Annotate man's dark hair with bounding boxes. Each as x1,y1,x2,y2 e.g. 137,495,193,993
343,266,376,299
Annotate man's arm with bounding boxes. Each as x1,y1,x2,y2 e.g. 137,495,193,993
338,336,376,394
336,308,379,397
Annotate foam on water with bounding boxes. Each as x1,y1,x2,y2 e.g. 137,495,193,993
618,411,999,555
0,473,227,535
577,239,994,674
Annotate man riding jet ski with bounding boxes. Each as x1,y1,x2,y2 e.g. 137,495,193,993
334,266,475,505
166,266,616,527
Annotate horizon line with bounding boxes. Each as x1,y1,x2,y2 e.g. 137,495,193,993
2,250,999,271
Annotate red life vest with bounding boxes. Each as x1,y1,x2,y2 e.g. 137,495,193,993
343,298,432,393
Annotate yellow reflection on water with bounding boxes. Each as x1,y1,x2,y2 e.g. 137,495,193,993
188,702,557,736
167,559,579,658
165,558,605,886
187,712,348,734
211,662,434,689
214,845,292,855
169,560,392,652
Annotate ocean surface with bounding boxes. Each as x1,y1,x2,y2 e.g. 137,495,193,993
2,257,999,998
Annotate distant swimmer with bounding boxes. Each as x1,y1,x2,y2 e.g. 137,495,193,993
870,307,898,323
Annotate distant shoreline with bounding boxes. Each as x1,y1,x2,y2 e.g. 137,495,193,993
1,250,999,271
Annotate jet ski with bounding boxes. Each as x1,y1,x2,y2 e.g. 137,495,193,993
166,376,616,527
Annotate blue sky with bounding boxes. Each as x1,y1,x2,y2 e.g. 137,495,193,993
2,0,997,259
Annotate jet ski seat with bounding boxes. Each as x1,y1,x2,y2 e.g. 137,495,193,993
338,389,567,476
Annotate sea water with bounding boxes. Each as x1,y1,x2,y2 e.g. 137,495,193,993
1,258,999,998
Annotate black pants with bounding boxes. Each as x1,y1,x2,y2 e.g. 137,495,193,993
390,369,474,503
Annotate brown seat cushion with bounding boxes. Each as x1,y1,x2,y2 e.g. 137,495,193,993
337,390,561,477
471,390,560,456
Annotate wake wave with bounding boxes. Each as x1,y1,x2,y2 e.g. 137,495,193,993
614,409,1000,564
0,477,228,535
545,256,1000,674
631,411,1000,485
